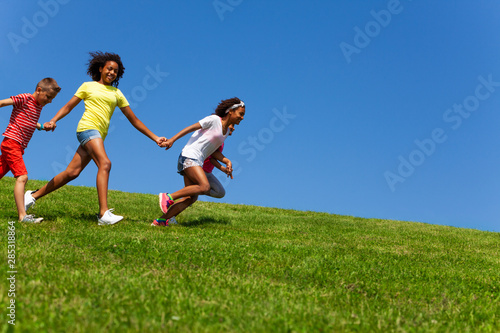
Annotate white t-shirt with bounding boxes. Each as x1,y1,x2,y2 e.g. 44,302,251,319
181,115,228,161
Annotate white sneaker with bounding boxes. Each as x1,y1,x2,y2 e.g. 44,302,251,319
20,214,43,223
24,190,36,211
97,209,123,226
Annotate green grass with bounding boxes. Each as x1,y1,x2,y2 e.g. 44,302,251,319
0,177,499,332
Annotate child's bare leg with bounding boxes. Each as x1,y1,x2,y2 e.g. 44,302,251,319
14,174,28,220
80,138,112,217
33,146,91,200
169,166,210,200
161,195,198,220
159,167,208,220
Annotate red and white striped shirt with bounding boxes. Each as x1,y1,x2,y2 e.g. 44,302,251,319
3,93,42,149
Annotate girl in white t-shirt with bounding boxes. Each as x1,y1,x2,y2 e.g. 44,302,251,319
153,98,245,226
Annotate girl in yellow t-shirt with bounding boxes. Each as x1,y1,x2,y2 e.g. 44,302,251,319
24,51,166,225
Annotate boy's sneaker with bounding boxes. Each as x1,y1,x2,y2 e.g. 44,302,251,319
159,193,174,214
24,190,37,211
151,218,169,227
20,214,43,223
97,209,123,226
169,216,178,224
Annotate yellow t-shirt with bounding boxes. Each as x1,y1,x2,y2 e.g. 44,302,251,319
75,81,129,139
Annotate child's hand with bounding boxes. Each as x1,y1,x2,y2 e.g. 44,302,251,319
224,160,233,179
156,136,167,146
43,122,54,131
161,138,174,150
46,121,57,131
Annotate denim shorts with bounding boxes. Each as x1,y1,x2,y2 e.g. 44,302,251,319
76,129,101,146
177,155,203,175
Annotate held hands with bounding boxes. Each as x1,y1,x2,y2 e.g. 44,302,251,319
160,138,175,150
155,136,167,146
43,121,56,131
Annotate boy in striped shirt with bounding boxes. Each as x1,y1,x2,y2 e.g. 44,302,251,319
0,78,61,223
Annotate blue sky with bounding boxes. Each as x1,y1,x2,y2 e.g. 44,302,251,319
1,1,499,232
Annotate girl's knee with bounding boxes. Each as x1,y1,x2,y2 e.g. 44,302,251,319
66,169,81,180
100,159,112,172
213,188,225,198
200,183,211,195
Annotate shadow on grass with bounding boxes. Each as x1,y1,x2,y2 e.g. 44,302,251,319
39,212,99,224
77,212,100,223
181,216,230,227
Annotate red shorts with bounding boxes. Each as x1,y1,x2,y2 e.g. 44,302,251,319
0,138,27,178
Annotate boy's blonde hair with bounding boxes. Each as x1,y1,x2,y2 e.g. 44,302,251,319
36,77,61,93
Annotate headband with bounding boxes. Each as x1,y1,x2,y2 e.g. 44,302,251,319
225,101,245,114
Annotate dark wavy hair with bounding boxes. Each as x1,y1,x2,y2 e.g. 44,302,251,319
86,51,125,87
214,97,244,117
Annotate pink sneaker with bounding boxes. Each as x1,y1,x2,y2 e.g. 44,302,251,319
151,218,169,227
159,193,174,214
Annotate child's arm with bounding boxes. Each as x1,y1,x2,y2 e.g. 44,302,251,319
121,106,166,146
209,157,223,171
47,96,82,131
210,150,233,179
0,98,14,108
161,122,202,150
210,158,232,177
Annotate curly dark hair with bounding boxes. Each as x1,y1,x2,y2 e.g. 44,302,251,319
86,51,125,87
214,97,245,117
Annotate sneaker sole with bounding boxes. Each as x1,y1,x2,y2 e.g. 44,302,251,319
151,223,168,227
151,222,164,226
24,191,36,211
151,219,169,227
159,193,168,214
98,217,123,226
20,219,43,224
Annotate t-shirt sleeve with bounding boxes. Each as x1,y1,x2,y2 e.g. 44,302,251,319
116,88,129,108
74,82,88,100
10,94,28,108
198,115,217,129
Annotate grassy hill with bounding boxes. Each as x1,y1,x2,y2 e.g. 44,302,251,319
1,177,499,332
